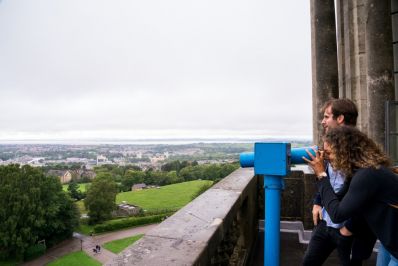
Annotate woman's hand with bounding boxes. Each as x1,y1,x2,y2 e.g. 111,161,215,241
339,226,353,237
302,146,326,177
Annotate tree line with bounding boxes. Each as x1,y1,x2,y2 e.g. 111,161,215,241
0,165,79,260
92,160,239,192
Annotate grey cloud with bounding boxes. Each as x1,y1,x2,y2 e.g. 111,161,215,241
0,0,312,140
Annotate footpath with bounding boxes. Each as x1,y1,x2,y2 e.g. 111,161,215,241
23,224,158,266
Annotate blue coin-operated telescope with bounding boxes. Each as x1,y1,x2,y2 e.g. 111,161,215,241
240,143,316,266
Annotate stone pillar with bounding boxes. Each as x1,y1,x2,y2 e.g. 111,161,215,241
336,0,346,97
337,0,369,134
303,171,317,229
393,0,398,99
366,0,395,147
281,171,304,221
310,0,339,145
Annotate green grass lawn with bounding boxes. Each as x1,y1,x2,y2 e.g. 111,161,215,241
47,251,100,266
103,234,144,254
75,200,86,214
76,222,94,235
62,183,90,192
116,180,213,211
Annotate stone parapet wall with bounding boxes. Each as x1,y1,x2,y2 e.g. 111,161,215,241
282,166,317,229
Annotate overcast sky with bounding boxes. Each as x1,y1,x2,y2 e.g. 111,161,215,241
0,0,312,141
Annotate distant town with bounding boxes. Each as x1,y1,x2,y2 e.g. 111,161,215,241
0,140,312,168
0,139,311,183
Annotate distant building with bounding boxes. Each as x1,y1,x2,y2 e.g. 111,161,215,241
47,169,68,183
97,155,108,165
80,170,96,180
60,170,72,184
66,157,88,163
131,183,147,191
150,154,166,164
27,157,45,167
85,160,97,170
113,202,142,217
16,155,33,164
46,169,95,184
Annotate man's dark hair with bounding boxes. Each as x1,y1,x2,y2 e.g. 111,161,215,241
321,98,358,126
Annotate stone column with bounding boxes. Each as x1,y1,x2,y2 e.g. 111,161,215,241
337,0,369,135
393,0,398,99
366,0,395,147
310,0,339,145
336,0,346,97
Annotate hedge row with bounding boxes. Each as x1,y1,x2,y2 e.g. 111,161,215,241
93,213,173,233
141,208,179,216
24,244,46,261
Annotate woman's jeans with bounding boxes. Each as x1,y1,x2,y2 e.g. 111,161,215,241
377,244,398,266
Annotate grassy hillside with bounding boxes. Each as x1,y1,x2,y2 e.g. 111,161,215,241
116,180,213,211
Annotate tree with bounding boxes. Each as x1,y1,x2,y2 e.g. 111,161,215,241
120,170,147,191
84,176,118,224
164,171,183,185
161,160,181,172
0,165,80,260
161,160,196,173
67,181,85,200
178,163,239,182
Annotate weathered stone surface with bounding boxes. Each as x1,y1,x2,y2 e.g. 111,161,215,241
212,167,255,192
107,235,208,266
302,172,317,229
281,171,304,220
393,14,398,43
395,73,398,96
145,189,241,242
366,0,394,147
310,0,339,144
394,44,398,72
333,0,395,147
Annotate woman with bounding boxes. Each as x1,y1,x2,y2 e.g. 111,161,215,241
304,126,398,265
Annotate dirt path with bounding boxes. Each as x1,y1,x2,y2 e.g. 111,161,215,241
81,234,117,264
23,223,159,266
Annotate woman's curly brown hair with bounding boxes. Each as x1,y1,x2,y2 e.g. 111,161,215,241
324,126,391,178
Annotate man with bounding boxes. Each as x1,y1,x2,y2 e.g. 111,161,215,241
303,98,375,266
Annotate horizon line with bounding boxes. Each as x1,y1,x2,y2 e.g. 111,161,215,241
0,136,312,145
